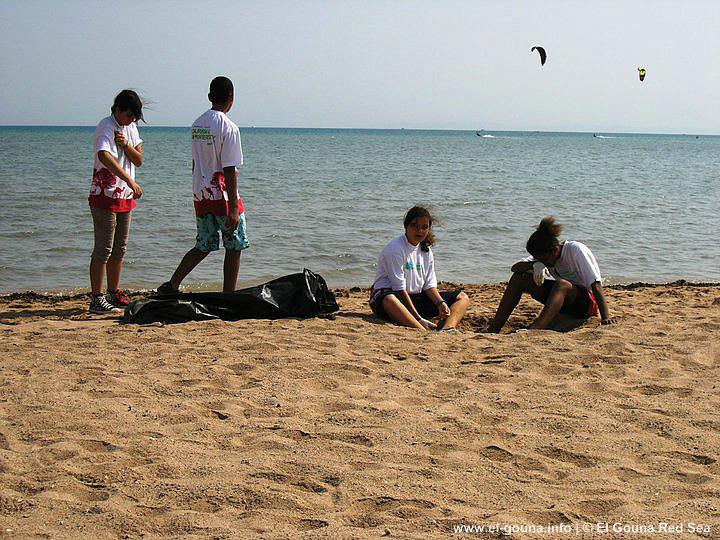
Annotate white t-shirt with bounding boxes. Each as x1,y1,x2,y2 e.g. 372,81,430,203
88,115,142,212
373,234,438,294
191,109,244,216
521,240,602,289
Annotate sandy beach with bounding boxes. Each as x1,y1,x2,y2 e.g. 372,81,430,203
1,282,718,539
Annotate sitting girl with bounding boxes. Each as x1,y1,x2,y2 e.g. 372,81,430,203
488,216,615,332
369,206,469,333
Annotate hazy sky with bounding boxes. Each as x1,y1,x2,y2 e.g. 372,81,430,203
1,0,718,133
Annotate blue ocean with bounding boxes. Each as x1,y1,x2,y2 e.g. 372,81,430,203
0,127,718,293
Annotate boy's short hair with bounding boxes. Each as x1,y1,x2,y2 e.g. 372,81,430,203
209,76,234,104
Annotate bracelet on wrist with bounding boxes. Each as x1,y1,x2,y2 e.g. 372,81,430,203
435,299,447,307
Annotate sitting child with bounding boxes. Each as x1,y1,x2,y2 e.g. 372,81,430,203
369,206,469,333
488,216,615,332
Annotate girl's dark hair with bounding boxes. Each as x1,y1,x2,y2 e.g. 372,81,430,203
403,206,437,252
526,216,562,257
209,76,234,104
111,89,143,123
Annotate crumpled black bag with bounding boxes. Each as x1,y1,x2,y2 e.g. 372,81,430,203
123,268,339,324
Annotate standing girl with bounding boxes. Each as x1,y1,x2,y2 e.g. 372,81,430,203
487,216,615,332
88,89,144,313
369,206,470,332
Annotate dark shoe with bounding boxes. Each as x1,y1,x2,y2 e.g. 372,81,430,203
89,294,120,314
157,281,179,295
108,289,130,307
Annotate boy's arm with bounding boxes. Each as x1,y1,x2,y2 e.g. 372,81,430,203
97,151,142,198
591,281,615,324
223,165,239,231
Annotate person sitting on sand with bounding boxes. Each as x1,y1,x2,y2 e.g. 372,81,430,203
369,206,469,333
487,216,615,333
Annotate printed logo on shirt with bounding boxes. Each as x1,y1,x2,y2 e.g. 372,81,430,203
192,128,214,143
405,259,424,274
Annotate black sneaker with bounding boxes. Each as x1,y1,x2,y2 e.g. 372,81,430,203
157,281,179,295
89,294,121,314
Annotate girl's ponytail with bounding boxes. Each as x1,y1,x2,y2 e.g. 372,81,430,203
526,216,562,257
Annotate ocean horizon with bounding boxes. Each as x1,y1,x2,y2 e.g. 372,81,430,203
3,125,720,136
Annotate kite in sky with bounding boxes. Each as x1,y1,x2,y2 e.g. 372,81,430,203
531,46,546,66
638,67,646,81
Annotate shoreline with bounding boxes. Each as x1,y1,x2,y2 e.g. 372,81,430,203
3,279,720,304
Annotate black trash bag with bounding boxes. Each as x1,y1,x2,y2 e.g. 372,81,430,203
123,268,339,324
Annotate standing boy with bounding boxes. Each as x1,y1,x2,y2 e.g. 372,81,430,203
159,76,249,293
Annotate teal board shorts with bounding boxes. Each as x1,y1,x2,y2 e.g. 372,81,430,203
195,213,250,252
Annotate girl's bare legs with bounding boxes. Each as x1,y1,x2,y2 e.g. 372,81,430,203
488,272,577,332
529,279,577,329
438,292,470,329
488,272,533,332
382,294,426,330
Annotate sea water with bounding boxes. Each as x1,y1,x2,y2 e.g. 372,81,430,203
0,127,718,293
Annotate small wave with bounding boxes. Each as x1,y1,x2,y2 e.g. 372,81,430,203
479,134,496,138
45,246,82,254
593,135,616,139
463,200,486,206
0,230,35,238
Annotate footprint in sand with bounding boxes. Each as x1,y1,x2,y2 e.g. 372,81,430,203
320,432,374,447
480,445,514,463
638,384,673,396
615,467,649,482
537,446,596,468
665,451,716,465
77,439,120,453
576,498,626,517
296,518,329,531
346,496,437,527
68,474,112,502
673,471,713,485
